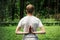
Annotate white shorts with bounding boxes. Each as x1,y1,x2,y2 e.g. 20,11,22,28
23,34,38,40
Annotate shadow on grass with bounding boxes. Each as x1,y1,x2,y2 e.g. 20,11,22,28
0,27,23,40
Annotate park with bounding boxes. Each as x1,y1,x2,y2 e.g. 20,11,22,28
0,0,60,40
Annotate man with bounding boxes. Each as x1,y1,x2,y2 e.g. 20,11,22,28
15,4,46,40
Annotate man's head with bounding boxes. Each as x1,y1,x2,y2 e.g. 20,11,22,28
26,4,34,14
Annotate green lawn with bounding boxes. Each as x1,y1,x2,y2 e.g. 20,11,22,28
0,26,60,40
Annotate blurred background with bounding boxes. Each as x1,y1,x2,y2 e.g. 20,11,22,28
0,0,60,40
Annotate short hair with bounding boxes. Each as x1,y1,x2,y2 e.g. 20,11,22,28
26,4,34,13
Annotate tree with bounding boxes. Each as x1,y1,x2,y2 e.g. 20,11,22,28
0,0,8,22
11,0,16,21
20,0,24,19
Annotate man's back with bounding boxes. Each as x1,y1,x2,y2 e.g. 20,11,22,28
18,16,43,32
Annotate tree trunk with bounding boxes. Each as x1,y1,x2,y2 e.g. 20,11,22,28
20,0,24,19
11,0,16,21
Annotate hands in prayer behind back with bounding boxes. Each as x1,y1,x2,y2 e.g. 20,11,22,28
29,26,34,33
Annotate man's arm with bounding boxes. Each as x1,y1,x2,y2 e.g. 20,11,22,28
33,27,46,34
15,26,29,35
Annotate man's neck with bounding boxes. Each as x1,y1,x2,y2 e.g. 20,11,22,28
27,13,33,16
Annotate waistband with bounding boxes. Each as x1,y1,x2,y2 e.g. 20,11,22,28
23,33,37,38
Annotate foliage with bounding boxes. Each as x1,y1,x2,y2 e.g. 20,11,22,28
0,0,60,22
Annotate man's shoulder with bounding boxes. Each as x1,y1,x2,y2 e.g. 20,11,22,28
33,16,40,20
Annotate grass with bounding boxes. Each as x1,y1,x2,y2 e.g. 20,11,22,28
0,26,60,40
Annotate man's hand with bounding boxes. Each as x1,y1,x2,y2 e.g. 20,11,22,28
29,26,32,33
29,26,34,33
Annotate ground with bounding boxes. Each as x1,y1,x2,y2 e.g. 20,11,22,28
0,26,60,40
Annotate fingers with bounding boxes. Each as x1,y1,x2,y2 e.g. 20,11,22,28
29,26,34,33
29,26,31,33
